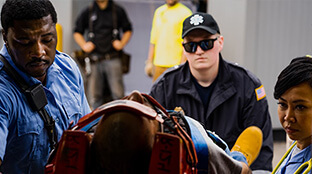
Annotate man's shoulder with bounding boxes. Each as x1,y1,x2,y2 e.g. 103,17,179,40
114,2,129,13
165,64,184,74
155,4,168,14
55,51,75,62
224,60,262,85
176,2,192,12
152,64,185,89
114,2,124,10
0,69,12,89
0,66,22,104
54,51,80,73
78,5,90,17
175,3,192,18
160,64,185,79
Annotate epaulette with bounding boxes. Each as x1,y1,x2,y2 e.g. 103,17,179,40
226,60,262,84
164,64,184,74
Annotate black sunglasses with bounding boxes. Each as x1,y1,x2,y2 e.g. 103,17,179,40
182,37,218,53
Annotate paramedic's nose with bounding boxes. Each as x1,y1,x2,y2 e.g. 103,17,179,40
31,41,46,58
284,108,296,123
126,90,144,104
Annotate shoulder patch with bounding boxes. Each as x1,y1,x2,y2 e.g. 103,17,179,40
255,85,266,101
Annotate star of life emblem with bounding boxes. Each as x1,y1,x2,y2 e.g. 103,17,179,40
190,14,204,26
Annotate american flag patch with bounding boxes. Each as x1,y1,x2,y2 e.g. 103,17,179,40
255,85,266,101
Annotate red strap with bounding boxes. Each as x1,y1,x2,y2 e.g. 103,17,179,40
72,100,163,130
149,133,184,174
45,130,91,174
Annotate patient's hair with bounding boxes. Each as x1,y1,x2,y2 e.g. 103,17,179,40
88,111,159,174
274,56,312,99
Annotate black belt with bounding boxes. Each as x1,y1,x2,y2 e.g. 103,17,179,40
90,52,120,63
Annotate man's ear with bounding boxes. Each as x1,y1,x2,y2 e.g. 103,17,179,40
218,35,224,51
2,29,7,43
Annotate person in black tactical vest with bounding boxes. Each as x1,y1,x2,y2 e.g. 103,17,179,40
73,0,132,109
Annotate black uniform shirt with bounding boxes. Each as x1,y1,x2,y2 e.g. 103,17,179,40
74,1,132,54
150,55,274,171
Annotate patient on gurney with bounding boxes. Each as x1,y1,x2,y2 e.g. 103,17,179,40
46,91,263,174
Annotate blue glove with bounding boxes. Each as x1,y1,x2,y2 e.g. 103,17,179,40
230,151,248,165
206,130,248,165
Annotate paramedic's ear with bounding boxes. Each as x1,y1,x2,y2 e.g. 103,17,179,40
2,29,7,44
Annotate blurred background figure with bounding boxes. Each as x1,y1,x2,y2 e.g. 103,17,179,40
191,0,208,12
73,0,132,109
56,23,63,51
145,0,192,82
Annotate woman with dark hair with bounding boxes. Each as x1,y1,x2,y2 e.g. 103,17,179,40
272,56,312,174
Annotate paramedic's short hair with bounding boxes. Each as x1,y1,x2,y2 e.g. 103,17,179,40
274,56,312,99
1,0,57,34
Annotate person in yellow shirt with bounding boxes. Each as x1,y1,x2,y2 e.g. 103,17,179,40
145,0,192,81
56,23,63,51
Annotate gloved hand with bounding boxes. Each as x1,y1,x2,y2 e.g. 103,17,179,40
145,60,154,77
174,107,185,115
229,151,248,165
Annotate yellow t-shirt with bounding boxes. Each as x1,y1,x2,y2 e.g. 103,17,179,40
150,3,192,67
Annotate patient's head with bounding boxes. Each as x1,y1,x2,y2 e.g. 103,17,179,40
89,91,160,173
